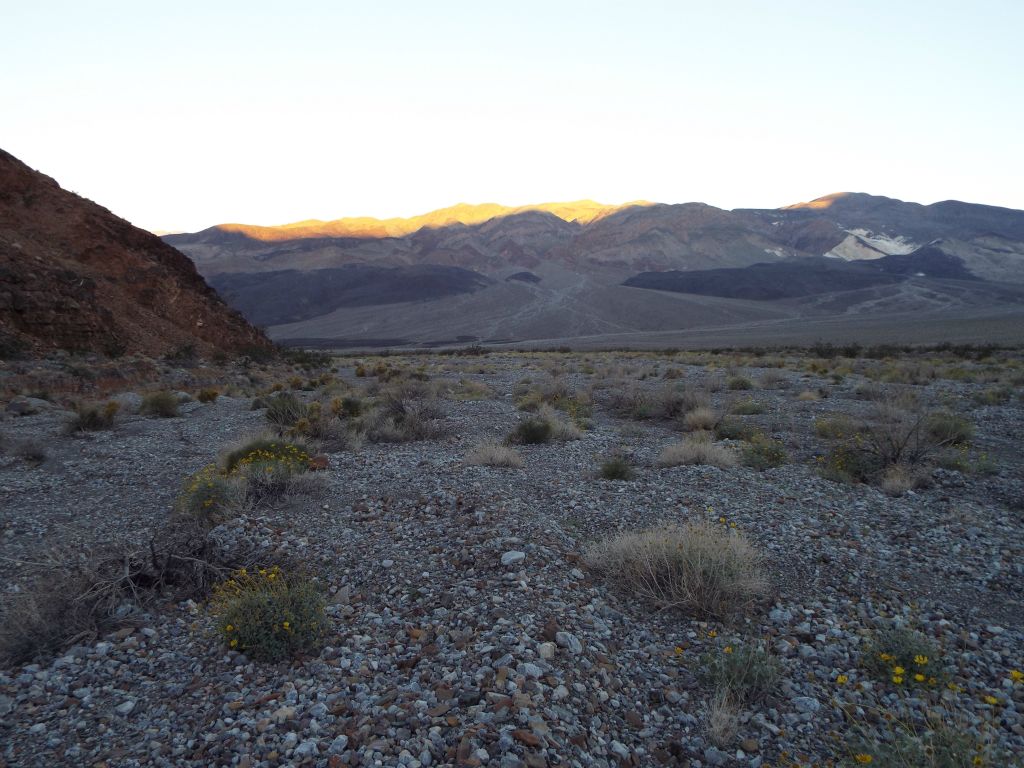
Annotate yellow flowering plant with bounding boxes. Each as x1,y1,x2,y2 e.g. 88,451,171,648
209,566,327,662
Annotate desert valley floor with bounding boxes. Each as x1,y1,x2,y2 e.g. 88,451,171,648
1,347,1022,767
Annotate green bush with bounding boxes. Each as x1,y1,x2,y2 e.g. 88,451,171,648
741,435,788,470
67,401,119,433
140,391,179,418
509,418,552,445
210,566,327,662
701,643,781,703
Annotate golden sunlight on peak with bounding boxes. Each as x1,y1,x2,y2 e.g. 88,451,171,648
780,192,852,211
211,200,654,242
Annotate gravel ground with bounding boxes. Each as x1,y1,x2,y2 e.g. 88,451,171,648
1,352,1022,767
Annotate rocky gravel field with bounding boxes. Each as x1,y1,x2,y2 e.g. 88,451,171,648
1,349,1022,767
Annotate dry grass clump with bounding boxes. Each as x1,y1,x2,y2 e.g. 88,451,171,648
140,391,179,418
797,389,822,402
537,404,583,441
705,689,738,748
209,566,327,662
66,401,119,433
264,392,308,428
813,414,860,439
726,375,754,391
448,378,494,400
466,441,524,468
658,437,737,468
585,522,766,618
683,406,718,431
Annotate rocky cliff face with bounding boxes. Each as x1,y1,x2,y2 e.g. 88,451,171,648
0,149,269,356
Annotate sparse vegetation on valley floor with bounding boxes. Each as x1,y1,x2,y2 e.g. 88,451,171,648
0,342,1022,766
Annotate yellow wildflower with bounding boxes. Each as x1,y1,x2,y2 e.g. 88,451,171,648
1011,670,1023,682
892,675,904,684
836,674,849,685
229,638,238,647
718,516,726,524
893,666,906,675
914,673,925,682
914,655,928,665
854,755,873,764
983,695,998,705
283,621,291,629
708,630,717,638
723,646,733,654
225,624,234,632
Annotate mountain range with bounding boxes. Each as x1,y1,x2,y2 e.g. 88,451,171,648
165,192,1024,348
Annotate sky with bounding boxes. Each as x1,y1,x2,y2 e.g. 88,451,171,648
3,1,1023,233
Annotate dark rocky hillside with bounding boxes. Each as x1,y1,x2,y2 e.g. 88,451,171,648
0,149,268,357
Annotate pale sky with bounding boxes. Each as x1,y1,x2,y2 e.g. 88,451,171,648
4,1,1023,233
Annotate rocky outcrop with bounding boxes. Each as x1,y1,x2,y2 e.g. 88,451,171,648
0,148,269,356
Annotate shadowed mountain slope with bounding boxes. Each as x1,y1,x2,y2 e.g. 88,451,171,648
0,149,268,356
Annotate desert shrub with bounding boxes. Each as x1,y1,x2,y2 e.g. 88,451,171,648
66,401,119,433
0,522,248,666
449,378,493,400
465,441,523,468
863,627,946,689
536,404,583,441
209,566,327,662
797,389,822,401
509,417,552,445
814,414,859,439
606,384,700,422
175,464,241,528
683,406,718,431
701,643,781,703
741,435,787,470
730,398,765,415
715,417,756,441
726,375,753,391
658,438,737,469
758,370,788,389
818,444,881,484
330,395,363,418
585,522,765,618
923,411,972,446
13,440,47,465
265,392,308,428
841,721,1006,768
197,388,220,403
362,394,447,443
972,386,1011,406
599,454,635,480
879,464,930,496
299,413,361,452
220,437,313,503
140,391,179,418
855,383,886,401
